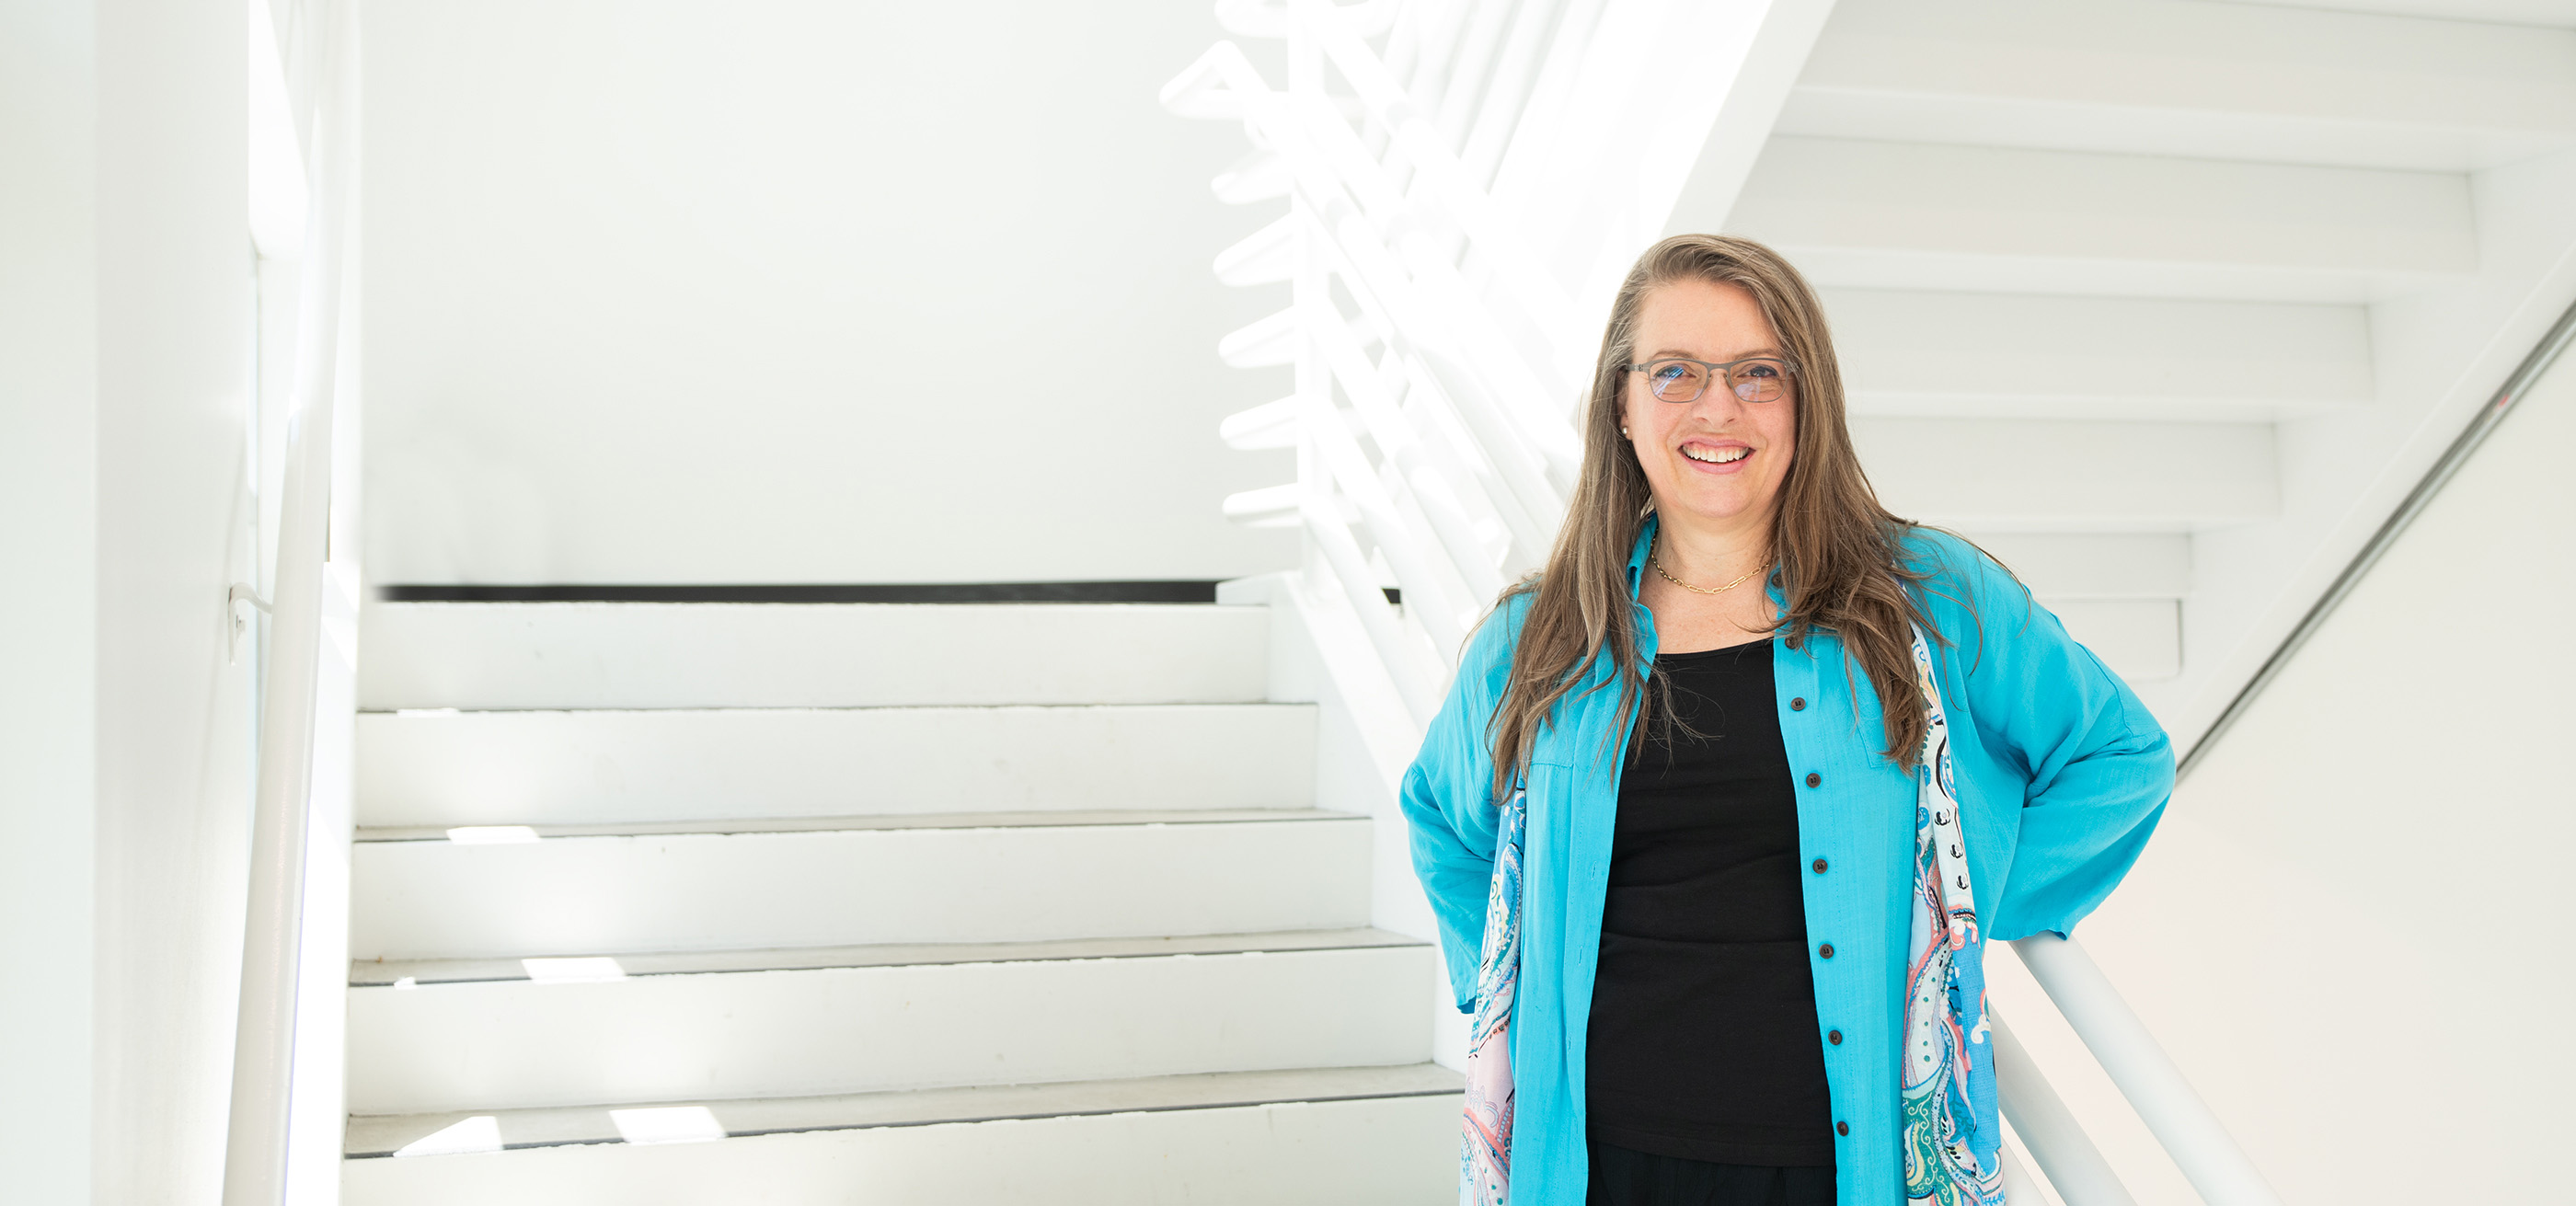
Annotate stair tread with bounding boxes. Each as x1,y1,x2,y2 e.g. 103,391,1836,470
352,926,1428,986
357,806,1360,844
344,1062,1463,1157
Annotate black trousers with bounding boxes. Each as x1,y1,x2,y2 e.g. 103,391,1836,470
1586,1138,1835,1206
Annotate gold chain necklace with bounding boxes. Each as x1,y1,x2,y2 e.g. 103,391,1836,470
1649,537,1767,595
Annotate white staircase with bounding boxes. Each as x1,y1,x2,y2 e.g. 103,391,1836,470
337,600,1456,1204
1698,0,2576,743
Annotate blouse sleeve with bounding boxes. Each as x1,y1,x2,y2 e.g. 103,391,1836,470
1927,537,2176,941
1397,598,1516,1012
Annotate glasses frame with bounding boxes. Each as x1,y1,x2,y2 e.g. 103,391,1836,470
1624,355,1800,404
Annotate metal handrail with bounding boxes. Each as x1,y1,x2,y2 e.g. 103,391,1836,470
2180,293,2576,779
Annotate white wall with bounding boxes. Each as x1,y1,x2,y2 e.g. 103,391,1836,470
0,3,102,1199
1,1,259,1200
361,0,1295,586
1995,339,2576,1203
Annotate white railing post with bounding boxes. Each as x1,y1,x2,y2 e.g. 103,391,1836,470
2014,935,2287,1206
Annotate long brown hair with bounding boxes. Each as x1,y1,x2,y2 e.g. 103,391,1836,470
1485,234,1938,800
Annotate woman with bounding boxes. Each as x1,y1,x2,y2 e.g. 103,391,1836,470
1400,235,2172,1206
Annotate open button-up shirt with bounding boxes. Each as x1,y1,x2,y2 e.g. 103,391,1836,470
1400,518,2173,1205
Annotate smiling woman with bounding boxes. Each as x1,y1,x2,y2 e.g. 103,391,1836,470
1400,235,2176,1206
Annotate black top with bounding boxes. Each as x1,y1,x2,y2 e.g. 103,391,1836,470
1585,637,1835,1167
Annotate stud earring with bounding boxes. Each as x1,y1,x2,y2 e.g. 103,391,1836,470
1620,427,1630,439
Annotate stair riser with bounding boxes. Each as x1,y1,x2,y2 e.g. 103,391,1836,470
356,705,1319,827
349,946,1432,1113
1781,0,2576,173
342,1094,1457,1206
1853,418,2278,529
1826,288,2371,423
1722,137,2476,303
350,819,1372,959
358,603,1271,709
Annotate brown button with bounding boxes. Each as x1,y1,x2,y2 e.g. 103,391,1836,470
1811,858,1828,875
1805,772,1822,788
1790,696,1807,711
1827,1029,1843,1045
1818,943,1835,959
1836,1121,1850,1136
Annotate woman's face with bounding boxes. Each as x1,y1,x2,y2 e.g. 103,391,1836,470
1621,279,1799,534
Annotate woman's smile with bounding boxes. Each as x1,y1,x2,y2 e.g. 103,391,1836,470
1676,439,1753,473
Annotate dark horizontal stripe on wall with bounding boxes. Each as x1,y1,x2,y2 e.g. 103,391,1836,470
376,581,1229,604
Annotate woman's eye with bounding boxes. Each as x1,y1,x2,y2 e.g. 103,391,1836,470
1652,363,1696,385
1742,362,1780,379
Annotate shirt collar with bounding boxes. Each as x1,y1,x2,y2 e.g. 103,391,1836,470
1625,512,1658,601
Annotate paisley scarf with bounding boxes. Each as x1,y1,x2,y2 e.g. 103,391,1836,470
1900,623,2004,1205
1459,777,1524,1206
1456,625,2002,1205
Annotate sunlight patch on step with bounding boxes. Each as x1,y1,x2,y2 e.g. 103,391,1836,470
446,825,539,844
395,1115,501,1157
521,956,627,982
609,1106,727,1145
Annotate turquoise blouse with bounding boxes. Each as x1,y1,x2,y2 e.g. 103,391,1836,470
1399,518,2173,1205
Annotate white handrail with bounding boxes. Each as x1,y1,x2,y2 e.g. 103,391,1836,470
1991,1006,2139,1206
2014,935,2287,1206
223,1,359,1202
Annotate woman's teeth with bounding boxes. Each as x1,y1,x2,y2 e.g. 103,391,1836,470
1682,445,1750,465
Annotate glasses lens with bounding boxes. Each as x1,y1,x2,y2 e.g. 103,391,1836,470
1729,359,1790,403
1645,360,1707,401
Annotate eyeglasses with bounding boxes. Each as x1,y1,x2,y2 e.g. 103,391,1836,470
1626,356,1797,404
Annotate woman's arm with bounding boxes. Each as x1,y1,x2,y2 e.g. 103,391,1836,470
1925,534,2176,941
1398,599,1517,1011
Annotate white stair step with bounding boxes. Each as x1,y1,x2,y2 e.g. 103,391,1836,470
1827,288,2371,422
1967,533,2191,600
342,1067,1458,1206
355,704,1318,828
345,931,1434,1114
2048,598,2180,683
350,809,1371,959
357,602,1270,709
1779,0,2576,172
1715,136,2475,302
1852,418,2277,530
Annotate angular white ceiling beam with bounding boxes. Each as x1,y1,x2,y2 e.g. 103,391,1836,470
1852,417,2277,532
1827,288,2373,423
1715,137,2477,303
1778,0,2576,173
